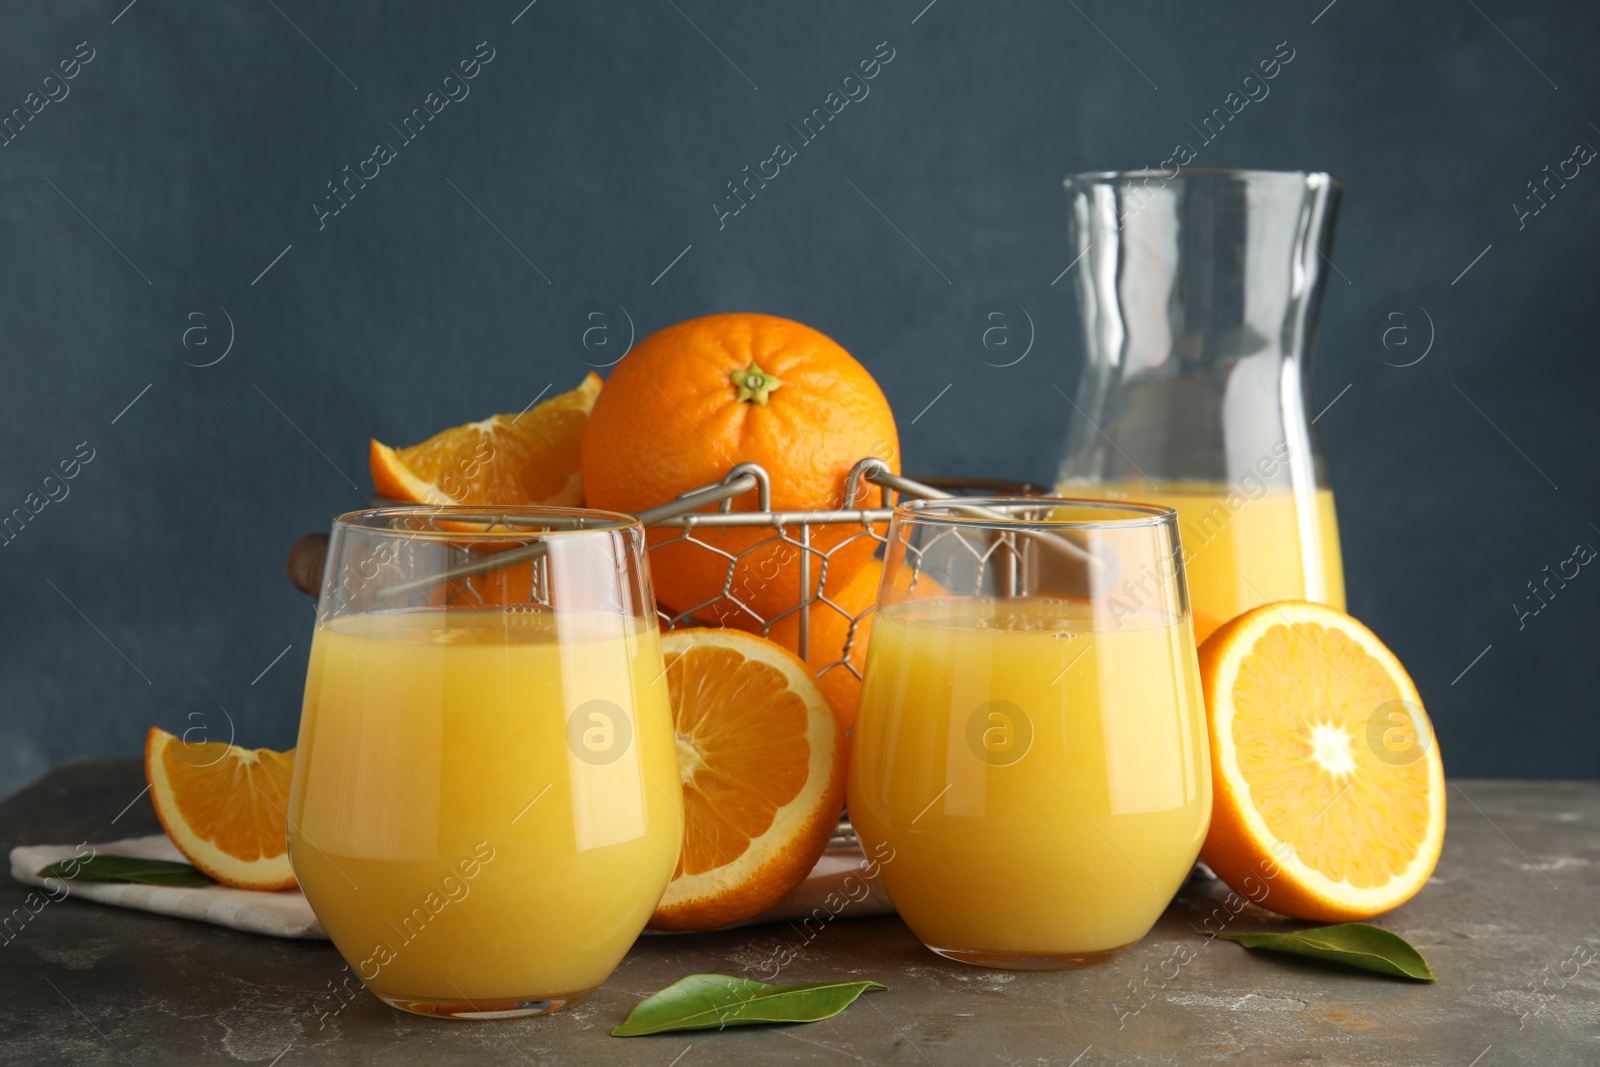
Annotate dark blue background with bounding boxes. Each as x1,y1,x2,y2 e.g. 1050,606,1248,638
2,0,1596,796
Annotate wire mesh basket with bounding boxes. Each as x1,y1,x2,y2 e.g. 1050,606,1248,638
287,457,1046,695
635,458,1044,685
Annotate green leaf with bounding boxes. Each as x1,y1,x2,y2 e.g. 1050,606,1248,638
37,854,215,889
612,974,886,1037
1205,922,1434,981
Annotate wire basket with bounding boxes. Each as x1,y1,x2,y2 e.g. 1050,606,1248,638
636,458,1044,687
286,458,1046,695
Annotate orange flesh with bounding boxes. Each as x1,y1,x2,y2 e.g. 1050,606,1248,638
388,412,586,504
666,645,809,877
1230,622,1432,888
370,373,598,505
162,743,295,862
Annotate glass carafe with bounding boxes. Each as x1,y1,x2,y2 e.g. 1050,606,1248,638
1056,169,1346,642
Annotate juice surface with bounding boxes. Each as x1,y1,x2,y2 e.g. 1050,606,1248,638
1061,482,1345,640
288,608,682,1002
847,597,1210,955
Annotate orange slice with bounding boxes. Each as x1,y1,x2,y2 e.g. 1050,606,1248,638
650,629,846,931
1198,601,1445,921
369,372,600,505
145,727,298,891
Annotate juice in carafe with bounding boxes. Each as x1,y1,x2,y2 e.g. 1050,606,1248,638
1062,481,1344,641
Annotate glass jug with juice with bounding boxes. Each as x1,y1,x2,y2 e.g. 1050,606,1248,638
1056,169,1346,641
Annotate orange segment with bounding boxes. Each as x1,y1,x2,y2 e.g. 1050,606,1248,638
1198,601,1445,921
144,727,299,890
370,372,600,505
651,629,846,931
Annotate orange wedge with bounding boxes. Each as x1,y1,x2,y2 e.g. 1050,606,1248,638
650,629,846,931
145,727,298,890
1198,601,1445,921
369,372,600,505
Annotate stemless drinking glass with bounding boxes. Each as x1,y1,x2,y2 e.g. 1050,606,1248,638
287,507,683,1019
847,498,1212,970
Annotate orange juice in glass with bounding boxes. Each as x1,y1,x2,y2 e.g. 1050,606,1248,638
288,507,682,1018
848,499,1211,968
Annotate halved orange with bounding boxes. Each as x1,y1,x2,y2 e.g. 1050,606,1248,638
650,629,846,931
1198,601,1445,921
145,727,298,890
369,372,600,505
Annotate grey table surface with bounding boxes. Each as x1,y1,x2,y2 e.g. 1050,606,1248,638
1,758,1596,1066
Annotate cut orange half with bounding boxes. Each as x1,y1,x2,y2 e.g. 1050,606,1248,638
369,372,600,505
650,629,846,931
1198,601,1445,922
145,727,299,891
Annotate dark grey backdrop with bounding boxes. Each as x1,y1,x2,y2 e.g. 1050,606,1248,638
2,0,1596,796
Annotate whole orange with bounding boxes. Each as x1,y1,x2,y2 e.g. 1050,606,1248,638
581,313,900,624
762,558,881,733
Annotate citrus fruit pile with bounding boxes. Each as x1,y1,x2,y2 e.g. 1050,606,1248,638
370,313,896,641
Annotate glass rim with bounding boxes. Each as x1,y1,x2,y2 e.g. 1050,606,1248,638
893,496,1177,530
1063,167,1343,190
333,504,642,540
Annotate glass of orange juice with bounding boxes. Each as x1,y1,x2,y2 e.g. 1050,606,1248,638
288,506,683,1019
848,498,1212,969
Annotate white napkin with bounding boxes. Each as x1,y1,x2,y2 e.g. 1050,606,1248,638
10,835,326,939
10,834,894,941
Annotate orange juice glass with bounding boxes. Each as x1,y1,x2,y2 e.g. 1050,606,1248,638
288,507,682,1019
848,498,1211,969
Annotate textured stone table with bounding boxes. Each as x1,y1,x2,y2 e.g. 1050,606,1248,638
2,759,1596,1065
